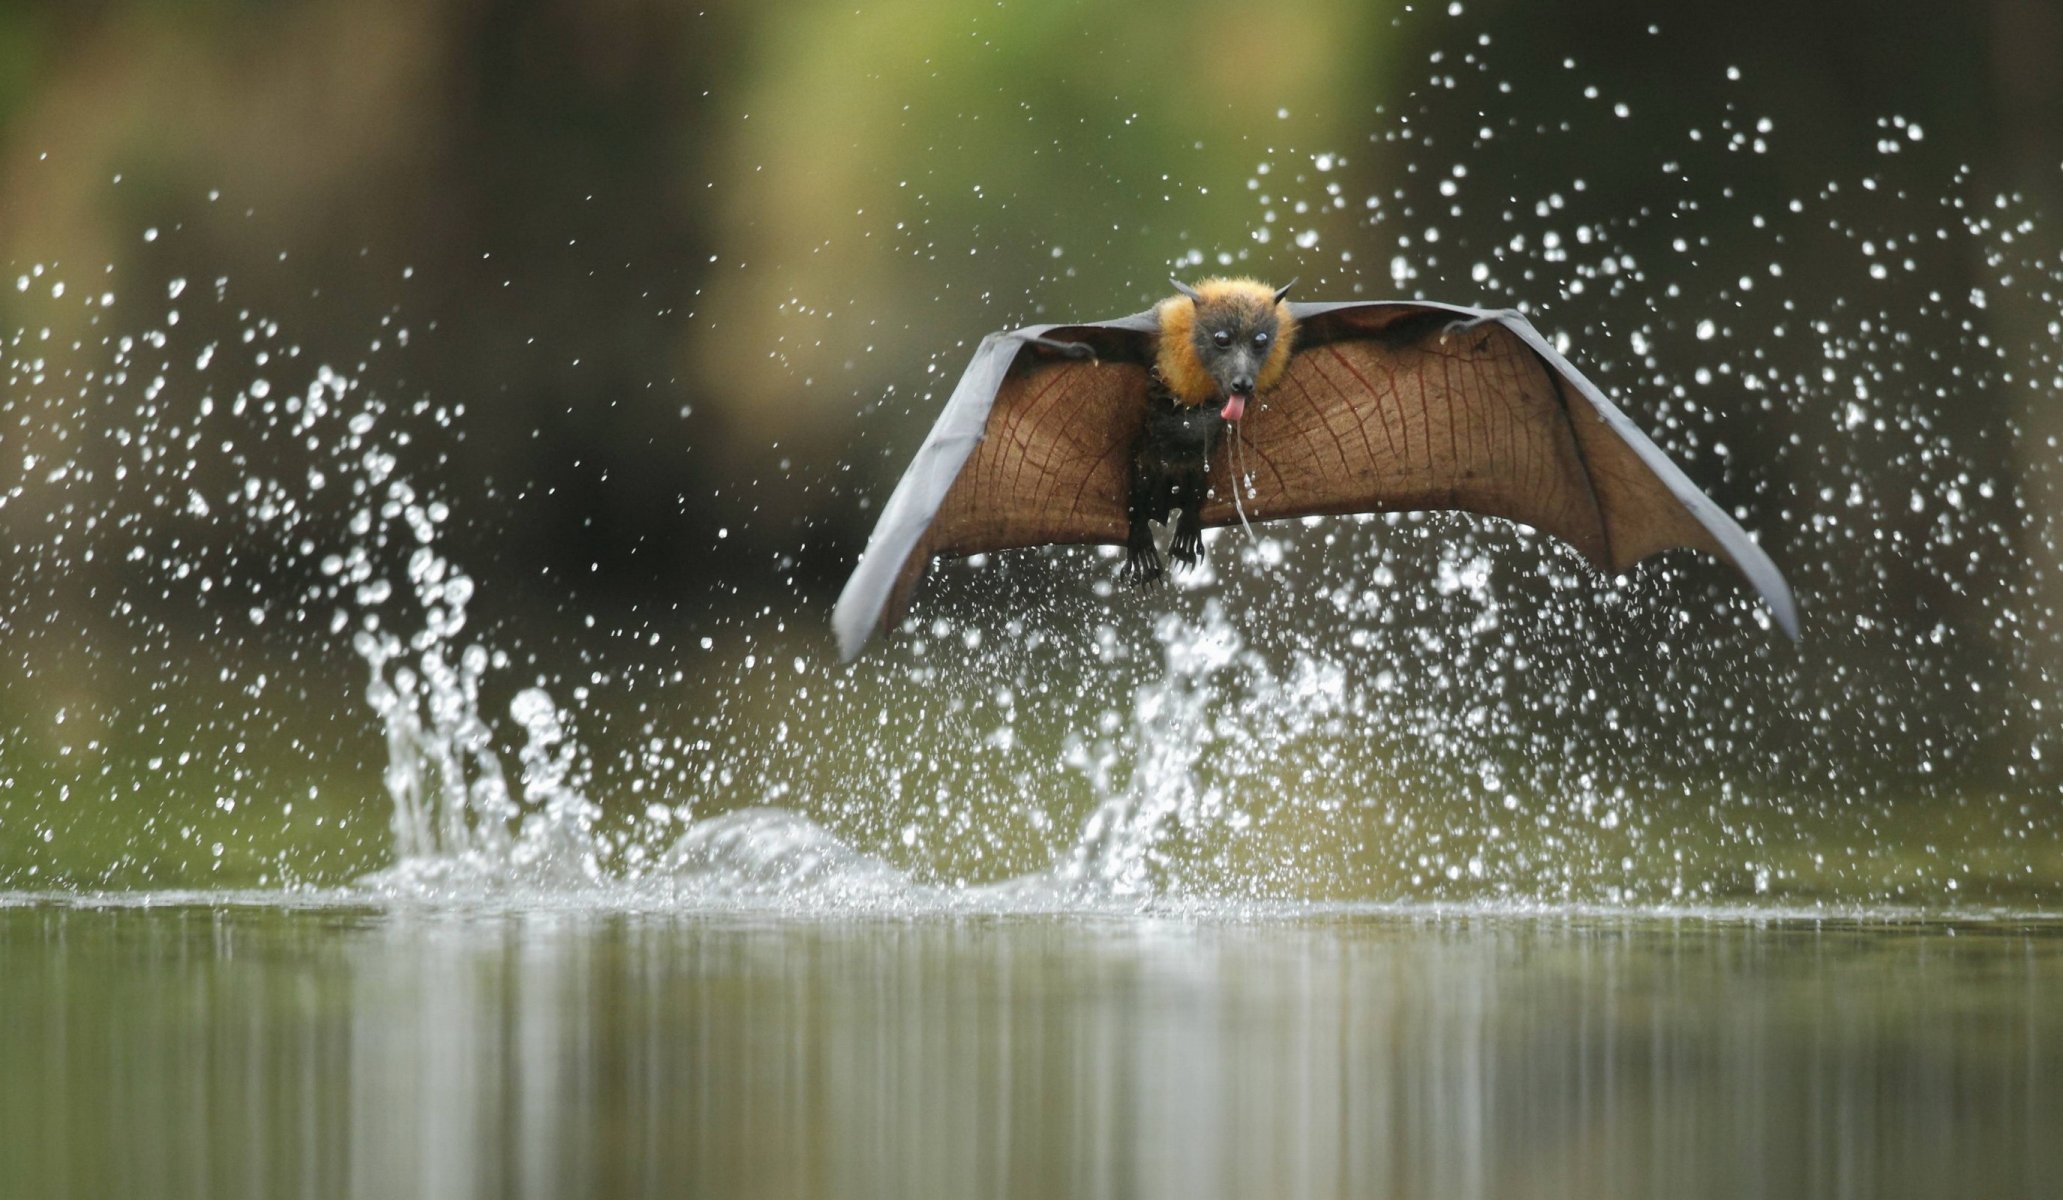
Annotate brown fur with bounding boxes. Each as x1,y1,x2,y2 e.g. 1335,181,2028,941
1153,277,1298,406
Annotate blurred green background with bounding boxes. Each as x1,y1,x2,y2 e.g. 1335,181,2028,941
2,0,2061,896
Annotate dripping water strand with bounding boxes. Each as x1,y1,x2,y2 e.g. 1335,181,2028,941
1229,422,1257,539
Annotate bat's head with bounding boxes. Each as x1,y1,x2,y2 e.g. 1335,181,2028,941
1157,277,1298,422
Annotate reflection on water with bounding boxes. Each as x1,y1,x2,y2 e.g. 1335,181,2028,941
1,904,2058,1200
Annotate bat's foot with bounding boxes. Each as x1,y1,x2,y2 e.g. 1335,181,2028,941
1168,516,1204,570
1121,538,1164,587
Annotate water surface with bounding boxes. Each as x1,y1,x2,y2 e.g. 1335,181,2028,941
4,902,2056,1200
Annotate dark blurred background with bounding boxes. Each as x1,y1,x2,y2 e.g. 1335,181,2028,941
3,0,2062,889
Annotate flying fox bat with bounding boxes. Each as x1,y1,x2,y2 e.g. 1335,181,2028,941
833,277,1799,660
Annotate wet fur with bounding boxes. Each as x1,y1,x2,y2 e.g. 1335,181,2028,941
1123,382,1223,583
1126,278,1297,582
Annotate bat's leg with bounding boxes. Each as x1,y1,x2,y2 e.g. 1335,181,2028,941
1165,440,1213,571
1126,400,1201,587
1130,484,1163,589
1122,513,1164,586
1123,461,1168,586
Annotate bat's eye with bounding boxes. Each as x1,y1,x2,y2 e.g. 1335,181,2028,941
1253,333,1270,349
1211,330,1232,349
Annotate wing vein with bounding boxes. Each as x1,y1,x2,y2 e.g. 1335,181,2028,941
1324,344,1400,464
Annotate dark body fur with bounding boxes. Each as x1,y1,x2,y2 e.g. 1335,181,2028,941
1123,378,1225,584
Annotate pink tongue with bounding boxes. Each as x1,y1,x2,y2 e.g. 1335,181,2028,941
1222,392,1248,422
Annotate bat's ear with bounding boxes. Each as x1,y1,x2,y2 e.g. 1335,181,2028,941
1273,277,1298,304
1169,277,1202,302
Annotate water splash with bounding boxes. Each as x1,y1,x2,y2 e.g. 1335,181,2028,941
346,529,611,895
657,807,920,907
347,555,1274,910
1047,607,1249,898
1037,601,1346,901
338,530,1327,912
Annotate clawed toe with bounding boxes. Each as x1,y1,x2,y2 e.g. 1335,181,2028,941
1121,545,1165,587
1168,516,1204,570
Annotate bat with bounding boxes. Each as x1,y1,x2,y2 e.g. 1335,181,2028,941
833,276,1799,660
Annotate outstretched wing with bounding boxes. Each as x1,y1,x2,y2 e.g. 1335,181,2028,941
832,313,1158,659
1199,300,1798,637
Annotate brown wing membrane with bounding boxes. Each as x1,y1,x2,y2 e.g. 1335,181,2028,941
877,355,1149,624
1200,311,1621,564
833,315,1158,659
921,357,1144,555
1201,303,1797,638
